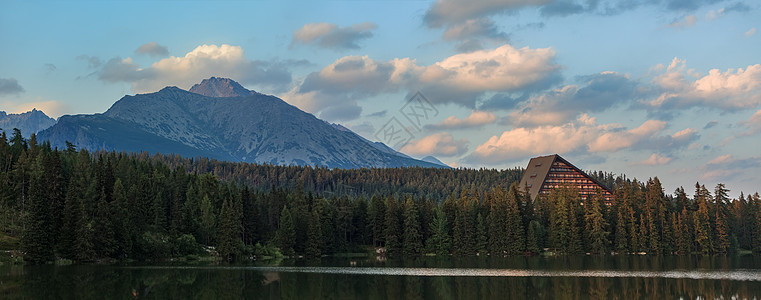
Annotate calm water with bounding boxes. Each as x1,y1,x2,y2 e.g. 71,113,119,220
2,255,761,299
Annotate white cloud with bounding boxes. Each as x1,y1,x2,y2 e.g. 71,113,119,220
630,153,673,166
644,58,761,111
465,116,697,165
400,132,468,157
135,42,169,57
290,44,560,118
746,28,757,37
292,22,377,50
94,44,292,93
425,110,497,130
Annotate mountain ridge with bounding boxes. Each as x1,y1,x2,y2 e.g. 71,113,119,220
38,78,445,169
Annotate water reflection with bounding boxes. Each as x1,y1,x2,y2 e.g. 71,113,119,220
1,256,761,299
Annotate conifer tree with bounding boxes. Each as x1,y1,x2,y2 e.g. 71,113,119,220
505,184,525,255
714,183,731,253
475,213,488,255
584,192,610,254
93,188,116,259
275,205,295,256
305,209,323,258
403,197,423,255
217,197,241,261
694,184,713,255
426,208,451,256
21,154,54,263
384,196,403,255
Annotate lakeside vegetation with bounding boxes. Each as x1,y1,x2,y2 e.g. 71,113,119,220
1,128,760,264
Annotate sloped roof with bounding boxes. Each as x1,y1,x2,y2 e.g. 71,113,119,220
518,154,557,201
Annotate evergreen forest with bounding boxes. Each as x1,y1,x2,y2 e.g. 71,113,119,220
1,128,761,264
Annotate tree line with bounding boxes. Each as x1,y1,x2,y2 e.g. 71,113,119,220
1,129,760,264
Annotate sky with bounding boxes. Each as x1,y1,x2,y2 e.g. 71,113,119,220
1,0,759,198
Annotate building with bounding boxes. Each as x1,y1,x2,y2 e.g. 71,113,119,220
518,154,613,204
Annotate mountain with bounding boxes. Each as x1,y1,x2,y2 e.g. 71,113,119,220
421,155,449,167
0,109,57,137
189,77,259,97
38,78,445,169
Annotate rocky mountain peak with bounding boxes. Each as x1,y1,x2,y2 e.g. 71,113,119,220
188,77,256,98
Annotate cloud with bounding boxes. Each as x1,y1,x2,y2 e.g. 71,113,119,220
666,14,697,28
441,18,510,52
643,58,761,112
135,42,169,57
291,22,377,50
540,1,585,17
425,110,497,130
703,120,718,129
424,0,550,27
366,110,387,118
465,116,697,165
400,132,468,157
77,55,102,69
288,44,560,119
0,78,24,95
747,28,757,37
318,102,362,121
44,63,57,73
90,44,293,93
700,154,761,182
630,153,673,166
739,109,761,136
506,71,639,127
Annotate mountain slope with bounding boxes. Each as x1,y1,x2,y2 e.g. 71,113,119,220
0,109,56,137
39,78,444,169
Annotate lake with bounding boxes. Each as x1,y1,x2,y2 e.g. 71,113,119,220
2,255,761,299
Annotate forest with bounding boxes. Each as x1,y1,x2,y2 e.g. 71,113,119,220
1,128,760,264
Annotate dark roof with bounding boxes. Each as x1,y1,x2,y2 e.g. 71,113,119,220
518,154,613,200
518,154,557,201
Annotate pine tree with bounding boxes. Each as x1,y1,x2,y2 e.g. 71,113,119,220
525,220,543,254
402,197,423,256
614,208,628,253
486,188,507,255
384,196,403,256
714,183,731,253
93,188,116,259
475,213,488,255
694,184,713,255
368,194,386,248
426,208,451,256
305,209,323,258
217,197,241,261
21,154,54,264
584,192,610,254
505,184,525,255
275,205,295,256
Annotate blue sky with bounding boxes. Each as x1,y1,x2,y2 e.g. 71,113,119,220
1,0,759,197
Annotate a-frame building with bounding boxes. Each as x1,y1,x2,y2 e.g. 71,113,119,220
518,154,613,204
